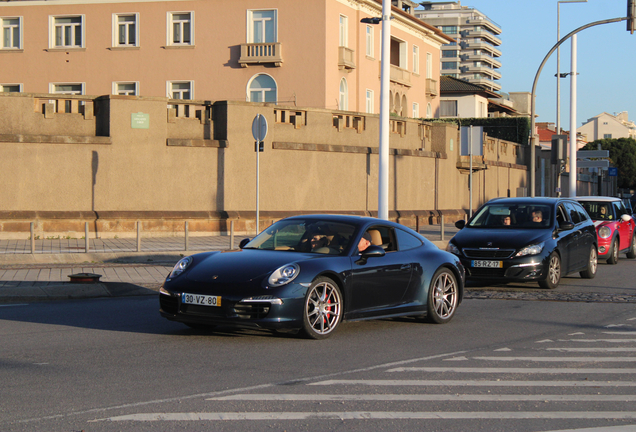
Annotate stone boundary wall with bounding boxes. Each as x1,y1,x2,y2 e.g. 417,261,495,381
0,92,526,239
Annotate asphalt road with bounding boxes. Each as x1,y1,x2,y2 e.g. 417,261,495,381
1,259,635,432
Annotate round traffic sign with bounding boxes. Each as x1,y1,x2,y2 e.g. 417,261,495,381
252,114,268,142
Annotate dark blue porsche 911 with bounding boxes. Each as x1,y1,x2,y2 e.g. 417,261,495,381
160,214,465,339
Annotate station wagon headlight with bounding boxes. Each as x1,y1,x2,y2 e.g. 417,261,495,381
446,242,461,256
169,256,192,278
598,226,612,239
268,263,300,287
515,242,544,257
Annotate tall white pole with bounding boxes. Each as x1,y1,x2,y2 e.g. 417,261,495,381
557,3,561,136
378,0,391,220
569,34,577,197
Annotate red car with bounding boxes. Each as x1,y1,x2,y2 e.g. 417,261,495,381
576,196,636,264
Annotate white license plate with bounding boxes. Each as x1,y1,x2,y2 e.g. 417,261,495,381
472,260,503,268
182,293,222,307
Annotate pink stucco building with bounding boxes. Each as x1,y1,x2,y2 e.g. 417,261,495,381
0,0,451,117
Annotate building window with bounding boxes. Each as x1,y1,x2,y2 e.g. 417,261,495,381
427,103,432,118
412,102,419,118
603,133,612,139
1,83,21,92
366,89,374,113
113,13,139,47
113,82,138,96
442,62,457,70
426,52,432,79
1,17,21,49
51,15,84,48
51,83,84,95
412,45,419,74
441,26,457,35
339,15,348,47
168,81,192,100
248,10,276,43
440,100,457,117
365,25,374,57
339,78,348,111
442,50,457,58
247,74,277,103
168,12,193,45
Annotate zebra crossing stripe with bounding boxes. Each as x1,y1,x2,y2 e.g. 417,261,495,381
309,379,636,387
92,411,636,422
208,394,636,402
473,356,636,362
386,367,636,373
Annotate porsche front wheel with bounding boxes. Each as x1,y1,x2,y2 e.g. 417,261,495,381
301,277,343,340
424,268,458,324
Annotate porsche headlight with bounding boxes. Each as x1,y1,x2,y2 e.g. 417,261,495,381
515,242,544,257
598,226,612,239
268,263,300,287
446,242,461,256
169,256,192,278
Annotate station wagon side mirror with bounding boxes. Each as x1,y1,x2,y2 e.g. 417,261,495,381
557,221,575,231
239,238,250,249
455,220,466,229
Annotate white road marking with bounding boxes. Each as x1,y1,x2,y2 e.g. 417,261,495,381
444,356,469,361
309,380,636,387
546,348,636,352
494,347,512,351
474,356,636,362
606,324,627,328
536,339,554,343
385,367,636,374
92,411,636,422
568,332,585,336
208,394,636,402
558,339,636,343
604,332,636,335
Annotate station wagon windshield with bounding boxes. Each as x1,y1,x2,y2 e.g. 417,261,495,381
468,203,552,228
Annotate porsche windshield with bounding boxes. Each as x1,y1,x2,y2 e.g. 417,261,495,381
244,220,356,255
468,203,552,228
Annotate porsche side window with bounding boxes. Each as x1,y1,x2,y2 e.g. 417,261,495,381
395,228,423,251
366,226,397,252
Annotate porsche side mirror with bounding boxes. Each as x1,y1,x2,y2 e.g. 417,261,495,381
239,238,250,249
455,220,466,229
557,221,575,231
361,245,386,258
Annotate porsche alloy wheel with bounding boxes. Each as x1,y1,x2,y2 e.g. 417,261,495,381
539,252,561,289
425,268,458,324
302,277,342,339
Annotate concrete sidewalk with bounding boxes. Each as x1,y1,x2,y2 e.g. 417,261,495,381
0,225,455,303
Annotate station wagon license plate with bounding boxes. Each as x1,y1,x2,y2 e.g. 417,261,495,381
182,293,221,307
472,260,503,268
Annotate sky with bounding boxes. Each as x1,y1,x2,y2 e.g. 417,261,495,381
440,0,634,131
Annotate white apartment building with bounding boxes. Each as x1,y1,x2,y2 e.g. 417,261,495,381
414,1,502,92
578,112,636,141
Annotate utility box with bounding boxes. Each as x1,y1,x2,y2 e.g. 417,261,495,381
551,135,567,164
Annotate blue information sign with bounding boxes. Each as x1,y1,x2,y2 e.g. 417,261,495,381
608,167,618,177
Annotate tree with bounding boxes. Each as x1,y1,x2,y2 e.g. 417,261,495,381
583,138,636,189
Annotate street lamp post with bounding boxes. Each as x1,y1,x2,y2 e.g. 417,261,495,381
361,1,390,220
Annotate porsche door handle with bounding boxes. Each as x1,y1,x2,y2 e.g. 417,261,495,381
401,264,412,271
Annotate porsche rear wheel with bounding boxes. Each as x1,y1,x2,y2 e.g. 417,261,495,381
301,277,342,340
607,237,619,265
424,268,458,324
539,252,561,289
579,245,597,279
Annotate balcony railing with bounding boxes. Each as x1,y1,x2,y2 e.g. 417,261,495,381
426,79,438,98
239,42,283,67
338,46,355,70
389,64,411,87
